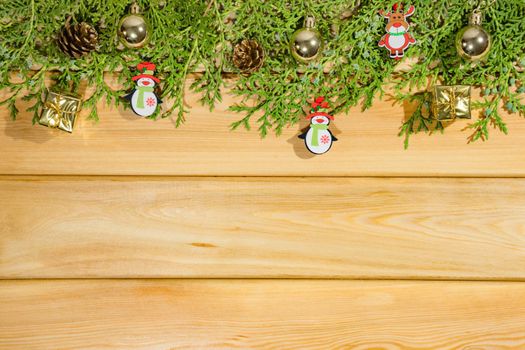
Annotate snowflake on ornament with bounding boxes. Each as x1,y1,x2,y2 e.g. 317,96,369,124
298,97,338,155
146,97,156,107
378,3,416,60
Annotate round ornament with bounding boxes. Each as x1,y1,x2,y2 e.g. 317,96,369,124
118,2,150,49
290,16,323,64
456,10,491,61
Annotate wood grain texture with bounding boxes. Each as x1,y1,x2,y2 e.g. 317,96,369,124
2,80,525,176
2,279,525,350
2,176,525,279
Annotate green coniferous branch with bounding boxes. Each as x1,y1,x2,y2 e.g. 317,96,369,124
0,0,524,147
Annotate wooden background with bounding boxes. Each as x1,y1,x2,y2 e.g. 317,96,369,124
2,78,525,349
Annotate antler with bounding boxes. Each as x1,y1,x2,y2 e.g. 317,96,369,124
404,5,415,17
379,9,391,18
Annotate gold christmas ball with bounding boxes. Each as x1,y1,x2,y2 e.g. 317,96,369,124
290,16,323,64
455,12,491,61
118,3,150,49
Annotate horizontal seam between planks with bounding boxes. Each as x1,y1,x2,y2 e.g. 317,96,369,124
2,277,525,282
1,174,525,180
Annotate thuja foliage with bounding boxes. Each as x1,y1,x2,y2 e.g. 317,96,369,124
1,0,525,146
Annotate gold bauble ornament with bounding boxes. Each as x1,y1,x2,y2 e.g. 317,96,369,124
118,2,150,49
455,10,491,61
290,16,323,64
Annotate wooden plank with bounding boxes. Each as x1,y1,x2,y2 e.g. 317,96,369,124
2,176,525,279
1,279,525,349
1,80,525,176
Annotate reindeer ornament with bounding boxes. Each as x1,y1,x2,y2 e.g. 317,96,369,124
378,4,416,60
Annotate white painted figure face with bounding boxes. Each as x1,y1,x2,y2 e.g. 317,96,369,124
136,77,156,88
310,115,330,125
386,12,409,34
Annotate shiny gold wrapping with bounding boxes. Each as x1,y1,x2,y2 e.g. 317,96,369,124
39,91,81,133
431,85,471,121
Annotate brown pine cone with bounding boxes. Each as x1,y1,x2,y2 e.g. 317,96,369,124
57,17,98,59
232,39,265,73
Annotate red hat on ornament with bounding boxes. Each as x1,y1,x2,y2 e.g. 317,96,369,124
306,97,334,120
132,62,160,83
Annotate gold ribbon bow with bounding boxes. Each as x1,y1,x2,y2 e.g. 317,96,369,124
44,98,63,128
448,88,457,120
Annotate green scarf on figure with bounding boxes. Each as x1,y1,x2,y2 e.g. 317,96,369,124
310,124,328,146
136,86,154,109
388,31,406,36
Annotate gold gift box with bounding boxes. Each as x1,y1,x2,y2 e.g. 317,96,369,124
431,85,471,121
39,90,82,133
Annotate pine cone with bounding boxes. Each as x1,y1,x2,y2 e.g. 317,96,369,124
232,39,265,73
57,17,98,59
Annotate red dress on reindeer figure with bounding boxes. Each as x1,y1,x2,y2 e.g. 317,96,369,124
378,4,416,60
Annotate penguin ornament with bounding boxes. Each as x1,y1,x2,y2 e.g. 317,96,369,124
125,62,162,117
299,97,338,155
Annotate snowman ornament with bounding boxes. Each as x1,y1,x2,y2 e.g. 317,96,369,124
124,62,162,117
299,97,338,155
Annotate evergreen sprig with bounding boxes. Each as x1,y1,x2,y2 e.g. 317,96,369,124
1,0,524,146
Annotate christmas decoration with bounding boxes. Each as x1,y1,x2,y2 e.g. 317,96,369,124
124,62,162,117
378,4,416,60
455,9,491,61
289,16,323,64
118,2,150,49
299,97,337,155
57,16,98,59
232,39,265,73
2,1,525,148
39,90,82,133
431,85,471,121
